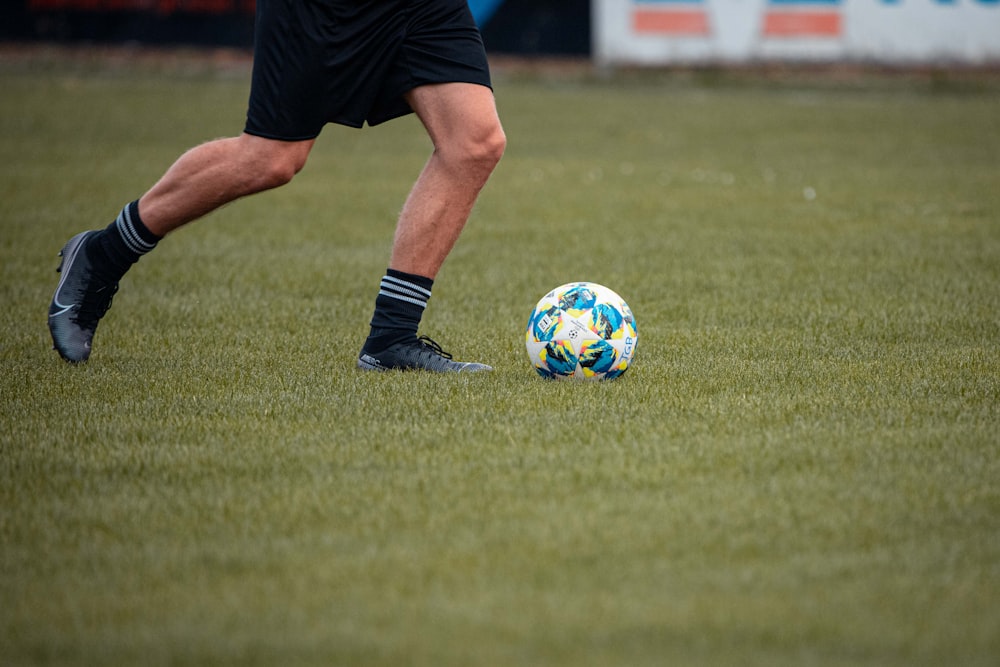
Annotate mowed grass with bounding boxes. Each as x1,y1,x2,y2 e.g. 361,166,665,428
1,50,999,665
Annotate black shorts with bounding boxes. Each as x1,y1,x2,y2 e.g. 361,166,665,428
244,0,492,140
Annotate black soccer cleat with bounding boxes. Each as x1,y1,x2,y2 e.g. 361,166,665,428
48,231,118,363
357,335,492,373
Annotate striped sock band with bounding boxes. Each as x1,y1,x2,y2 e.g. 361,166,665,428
363,269,434,353
114,200,159,257
86,200,161,283
378,272,432,310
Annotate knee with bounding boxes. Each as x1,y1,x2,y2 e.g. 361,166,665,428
473,123,507,172
446,122,506,180
238,135,312,192
256,150,308,190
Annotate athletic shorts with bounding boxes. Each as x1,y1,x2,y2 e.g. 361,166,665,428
244,0,493,140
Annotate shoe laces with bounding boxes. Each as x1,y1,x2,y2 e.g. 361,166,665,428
416,335,453,360
74,276,119,328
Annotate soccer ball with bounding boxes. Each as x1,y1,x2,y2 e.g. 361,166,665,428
525,282,637,380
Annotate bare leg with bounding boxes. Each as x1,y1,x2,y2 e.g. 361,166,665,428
356,82,505,371
389,83,506,278
138,133,315,236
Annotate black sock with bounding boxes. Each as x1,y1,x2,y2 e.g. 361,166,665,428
86,200,160,283
362,268,433,353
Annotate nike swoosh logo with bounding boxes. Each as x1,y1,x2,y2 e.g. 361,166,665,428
49,305,73,318
50,233,89,305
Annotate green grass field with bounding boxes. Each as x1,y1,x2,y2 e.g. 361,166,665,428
1,49,999,666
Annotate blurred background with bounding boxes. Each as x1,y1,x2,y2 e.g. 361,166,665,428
3,0,998,65
0,1,590,55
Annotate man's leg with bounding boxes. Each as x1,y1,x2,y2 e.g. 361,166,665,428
48,134,315,362
139,133,315,236
358,82,506,372
389,82,506,279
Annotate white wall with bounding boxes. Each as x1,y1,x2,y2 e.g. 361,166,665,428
594,0,1000,65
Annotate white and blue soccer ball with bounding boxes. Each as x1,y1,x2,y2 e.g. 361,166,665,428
525,282,637,380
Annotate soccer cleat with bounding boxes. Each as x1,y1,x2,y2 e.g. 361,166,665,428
48,231,119,363
357,335,492,373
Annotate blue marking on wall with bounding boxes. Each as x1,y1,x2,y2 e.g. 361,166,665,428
467,0,508,26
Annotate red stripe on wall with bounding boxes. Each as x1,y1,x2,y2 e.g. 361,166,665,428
633,9,711,36
762,11,841,37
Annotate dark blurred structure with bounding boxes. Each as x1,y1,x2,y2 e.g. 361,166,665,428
2,0,592,55
480,0,590,56
5,1,255,46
